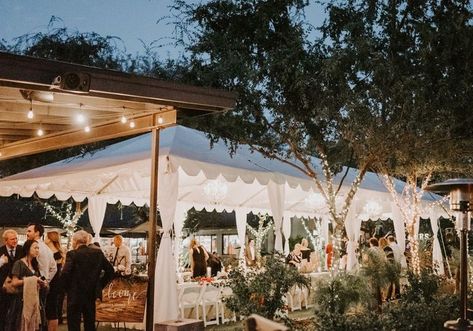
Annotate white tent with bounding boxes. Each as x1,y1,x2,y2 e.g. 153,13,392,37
0,125,446,322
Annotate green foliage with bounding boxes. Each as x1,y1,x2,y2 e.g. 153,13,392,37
401,269,441,303
313,273,374,330
381,295,458,331
313,270,458,331
224,255,308,319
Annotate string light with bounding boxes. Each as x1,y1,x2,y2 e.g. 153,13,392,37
76,103,86,124
381,171,437,274
120,106,127,123
43,202,83,248
129,120,136,128
27,99,34,119
84,125,90,133
37,128,44,136
247,213,273,263
157,116,164,124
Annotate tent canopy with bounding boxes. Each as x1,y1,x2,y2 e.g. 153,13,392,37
0,125,412,217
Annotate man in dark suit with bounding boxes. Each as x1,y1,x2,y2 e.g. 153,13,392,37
61,230,114,331
0,229,23,331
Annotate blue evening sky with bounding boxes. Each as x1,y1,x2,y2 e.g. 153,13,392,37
0,0,325,58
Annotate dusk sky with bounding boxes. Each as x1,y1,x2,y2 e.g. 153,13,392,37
0,0,325,59
0,0,178,56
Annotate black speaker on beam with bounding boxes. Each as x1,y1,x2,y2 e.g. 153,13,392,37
59,72,91,93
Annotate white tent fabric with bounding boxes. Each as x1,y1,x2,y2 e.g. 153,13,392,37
235,208,248,265
154,165,179,322
345,200,362,271
282,213,292,256
267,181,285,252
88,196,107,242
429,211,445,275
174,202,191,270
0,126,419,214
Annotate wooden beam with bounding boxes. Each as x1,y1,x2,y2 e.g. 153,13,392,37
0,52,236,111
0,110,176,160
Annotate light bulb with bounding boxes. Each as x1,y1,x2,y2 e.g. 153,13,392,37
37,128,44,136
120,115,127,123
77,113,86,124
27,110,34,119
157,116,164,124
129,121,135,128
84,126,90,133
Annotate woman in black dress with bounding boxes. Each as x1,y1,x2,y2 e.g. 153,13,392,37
44,231,65,331
5,239,47,331
189,239,208,278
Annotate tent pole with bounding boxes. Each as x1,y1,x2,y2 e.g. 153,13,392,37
146,127,160,331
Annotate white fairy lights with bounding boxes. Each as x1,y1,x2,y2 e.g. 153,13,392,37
43,202,84,245
247,213,273,262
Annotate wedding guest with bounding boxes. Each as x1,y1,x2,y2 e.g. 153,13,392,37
189,239,208,278
325,242,333,270
387,236,403,299
109,235,132,276
245,238,257,267
4,239,47,331
207,251,223,277
286,243,303,269
0,229,23,331
44,231,65,331
26,223,57,331
300,238,311,261
60,230,114,331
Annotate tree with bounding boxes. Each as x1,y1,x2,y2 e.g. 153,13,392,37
321,0,473,272
171,0,387,249
171,0,473,267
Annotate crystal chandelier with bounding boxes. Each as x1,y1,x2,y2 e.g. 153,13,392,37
203,178,228,204
363,200,382,219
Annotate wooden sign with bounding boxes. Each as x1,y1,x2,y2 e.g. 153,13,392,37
96,276,148,323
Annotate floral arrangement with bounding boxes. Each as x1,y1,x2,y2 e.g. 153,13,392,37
196,276,214,285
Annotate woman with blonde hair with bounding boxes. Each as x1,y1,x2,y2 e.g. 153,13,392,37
44,231,65,331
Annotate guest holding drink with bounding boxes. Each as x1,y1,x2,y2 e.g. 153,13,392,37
4,239,47,331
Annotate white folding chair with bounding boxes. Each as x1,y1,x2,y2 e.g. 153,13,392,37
220,286,237,324
178,284,204,320
286,285,302,311
200,283,221,326
301,286,314,308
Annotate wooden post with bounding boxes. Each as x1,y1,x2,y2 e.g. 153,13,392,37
146,127,160,331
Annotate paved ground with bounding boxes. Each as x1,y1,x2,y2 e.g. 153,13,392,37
56,309,314,330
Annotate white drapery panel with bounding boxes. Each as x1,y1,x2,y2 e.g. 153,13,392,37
391,202,405,254
173,202,191,271
154,163,179,323
268,180,285,253
282,212,292,255
88,196,107,242
321,216,329,247
429,211,444,275
345,200,361,271
235,208,248,261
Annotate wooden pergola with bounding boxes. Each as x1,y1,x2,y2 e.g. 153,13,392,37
0,52,236,329
0,52,235,159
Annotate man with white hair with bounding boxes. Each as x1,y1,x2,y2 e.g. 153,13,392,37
0,229,23,331
61,230,114,331
109,235,132,275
